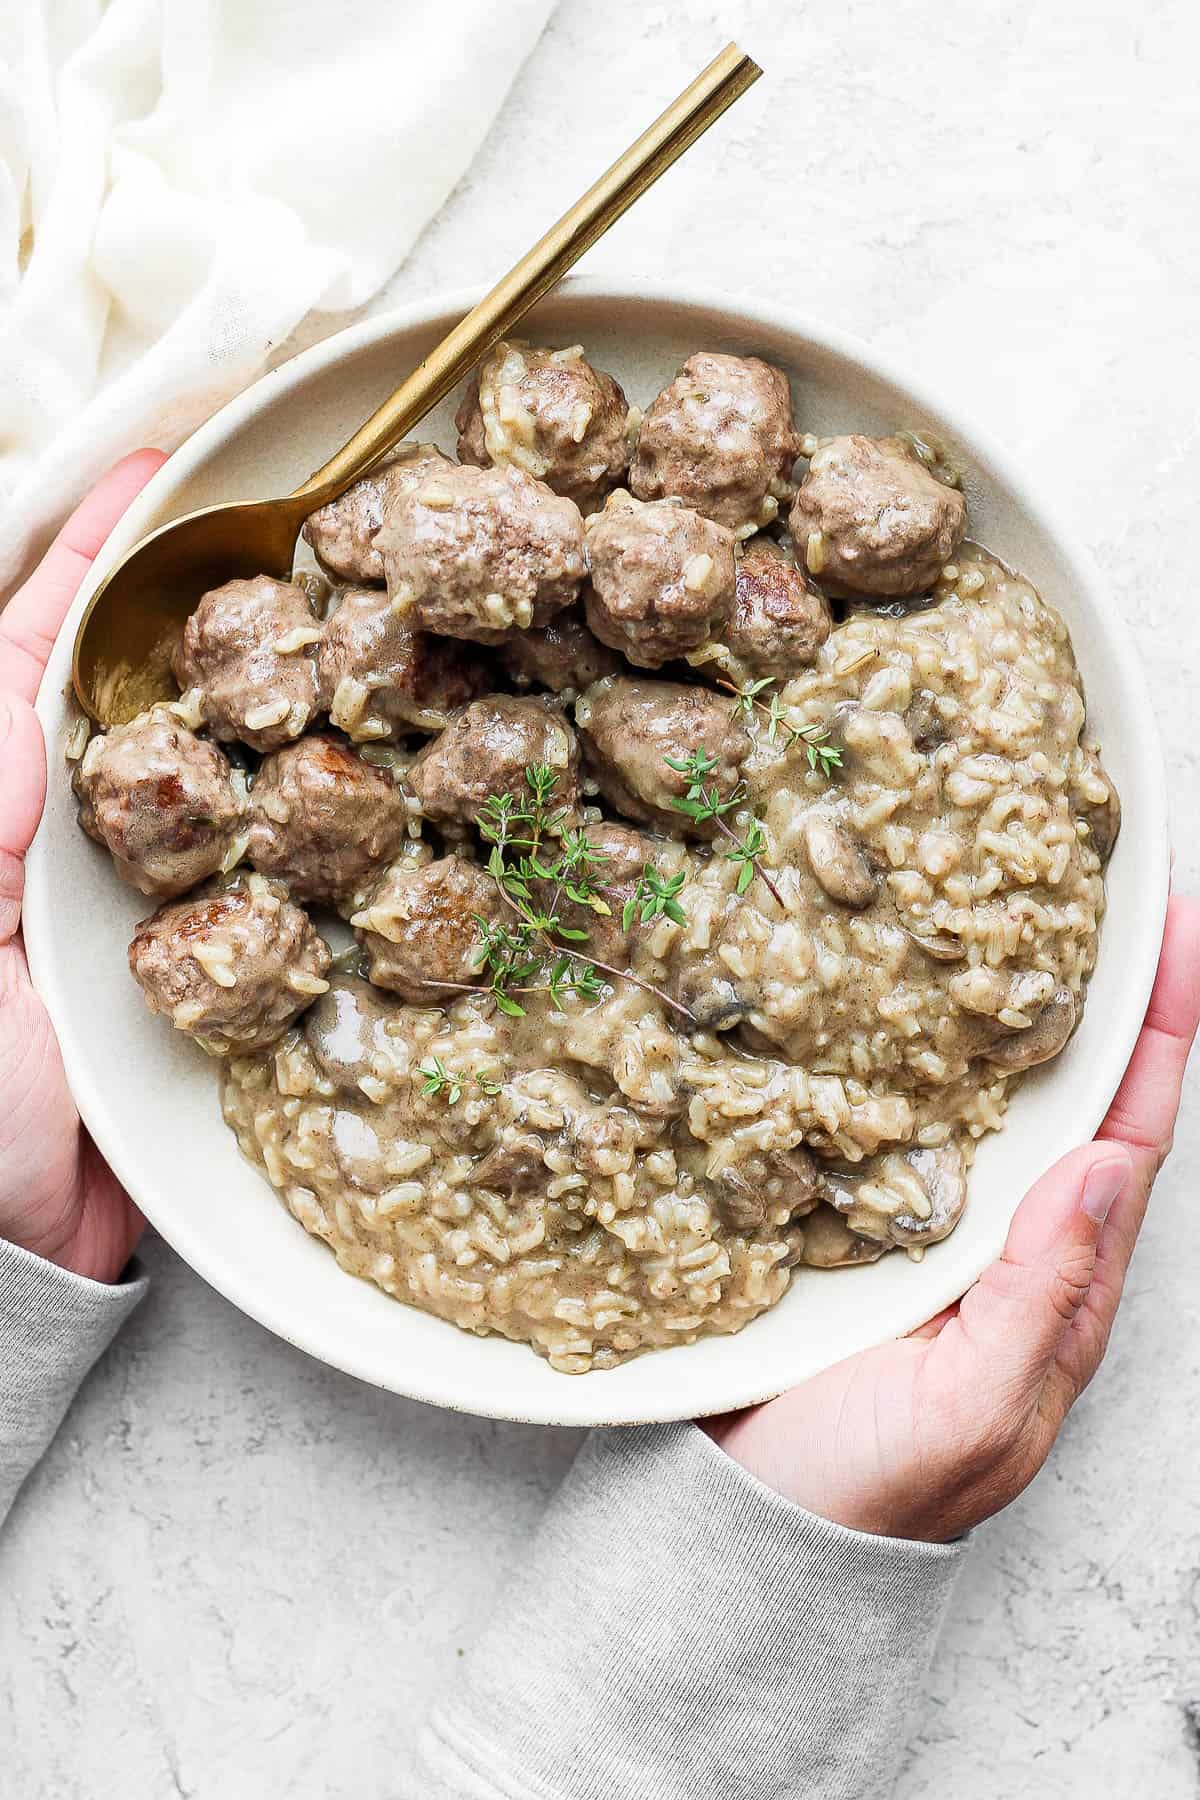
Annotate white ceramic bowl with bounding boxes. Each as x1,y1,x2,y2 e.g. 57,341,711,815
24,279,1169,1427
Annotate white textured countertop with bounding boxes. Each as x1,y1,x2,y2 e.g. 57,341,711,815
5,2,1199,1793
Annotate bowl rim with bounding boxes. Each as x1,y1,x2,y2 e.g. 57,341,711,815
25,275,1170,1425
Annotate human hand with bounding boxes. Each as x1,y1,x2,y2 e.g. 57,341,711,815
0,451,166,1283
708,896,1200,1542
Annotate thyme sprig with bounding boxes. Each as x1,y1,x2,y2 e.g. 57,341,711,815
415,1059,502,1105
664,749,785,908
470,766,695,1024
623,865,687,932
723,676,843,778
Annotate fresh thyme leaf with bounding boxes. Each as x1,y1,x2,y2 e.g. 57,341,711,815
416,1057,464,1104
628,864,688,931
475,1071,503,1097
721,676,842,783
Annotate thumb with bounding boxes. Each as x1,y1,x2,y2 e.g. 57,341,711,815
0,691,48,947
954,1142,1133,1399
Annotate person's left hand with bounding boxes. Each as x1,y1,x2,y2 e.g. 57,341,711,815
0,451,166,1283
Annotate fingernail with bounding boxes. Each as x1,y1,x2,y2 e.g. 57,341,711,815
1082,1153,1129,1225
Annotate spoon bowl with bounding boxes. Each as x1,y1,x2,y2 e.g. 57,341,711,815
72,494,311,725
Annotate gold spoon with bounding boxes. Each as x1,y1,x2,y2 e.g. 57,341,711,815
73,43,762,727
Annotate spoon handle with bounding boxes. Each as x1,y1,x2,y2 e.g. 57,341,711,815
292,42,761,504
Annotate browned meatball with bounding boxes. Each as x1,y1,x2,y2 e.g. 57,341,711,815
455,341,632,512
352,854,500,1003
583,491,735,669
409,694,580,827
74,706,246,899
246,735,408,909
718,538,832,676
575,675,751,837
533,820,671,967
376,462,586,644
498,604,620,696
172,576,322,751
128,874,331,1055
630,352,800,531
302,442,453,585
318,585,493,741
789,435,967,598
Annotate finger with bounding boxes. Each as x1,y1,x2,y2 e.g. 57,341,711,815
0,449,167,703
1052,895,1200,1393
951,1143,1133,1399
908,1302,959,1341
1098,893,1200,1174
0,694,47,946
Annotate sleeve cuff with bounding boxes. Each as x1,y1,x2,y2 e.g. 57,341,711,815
414,1421,969,1800
0,1237,147,1525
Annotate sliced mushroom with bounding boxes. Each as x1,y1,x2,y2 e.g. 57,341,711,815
797,1203,889,1269
472,1133,547,1194
711,1145,821,1232
983,986,1077,1072
949,966,1056,1022
1079,768,1121,864
804,814,878,908
823,1142,967,1250
902,927,965,963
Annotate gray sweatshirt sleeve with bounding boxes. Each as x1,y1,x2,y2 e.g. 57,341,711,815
0,1238,146,1528
414,1421,967,1800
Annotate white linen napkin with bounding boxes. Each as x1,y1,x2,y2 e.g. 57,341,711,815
0,0,555,595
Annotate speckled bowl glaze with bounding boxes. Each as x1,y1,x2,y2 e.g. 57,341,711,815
24,280,1170,1427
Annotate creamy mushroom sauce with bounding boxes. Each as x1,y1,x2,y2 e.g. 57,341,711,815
218,542,1114,1373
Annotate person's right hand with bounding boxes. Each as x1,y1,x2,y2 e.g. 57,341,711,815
0,451,165,1283
709,895,1200,1542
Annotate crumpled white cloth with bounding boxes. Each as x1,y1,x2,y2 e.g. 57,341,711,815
0,0,555,595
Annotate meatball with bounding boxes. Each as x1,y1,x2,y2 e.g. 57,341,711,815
455,341,632,512
409,695,580,827
718,537,832,676
128,874,331,1055
352,854,500,1004
630,352,800,532
74,705,246,899
575,675,751,837
318,585,493,741
301,442,453,585
246,735,409,909
498,604,620,696
375,462,586,644
583,490,735,669
533,820,670,967
789,435,967,598
173,576,321,751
